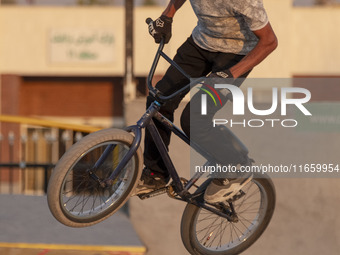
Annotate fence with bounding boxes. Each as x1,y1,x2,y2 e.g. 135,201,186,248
0,115,101,195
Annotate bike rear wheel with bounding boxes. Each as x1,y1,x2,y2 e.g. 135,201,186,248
47,128,143,227
181,175,275,255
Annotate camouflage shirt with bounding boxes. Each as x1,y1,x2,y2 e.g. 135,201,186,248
189,0,269,55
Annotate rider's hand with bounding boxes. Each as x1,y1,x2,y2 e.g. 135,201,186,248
148,15,173,44
207,70,235,98
208,69,234,79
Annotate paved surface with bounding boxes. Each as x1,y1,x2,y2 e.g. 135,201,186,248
0,248,143,255
0,194,145,255
126,98,340,255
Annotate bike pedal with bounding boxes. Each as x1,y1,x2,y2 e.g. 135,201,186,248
137,187,167,200
228,190,246,202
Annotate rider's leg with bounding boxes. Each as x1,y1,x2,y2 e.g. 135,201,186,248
180,52,251,164
180,52,254,203
143,36,212,178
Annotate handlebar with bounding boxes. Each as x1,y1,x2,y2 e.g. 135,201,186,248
145,18,153,25
145,17,204,103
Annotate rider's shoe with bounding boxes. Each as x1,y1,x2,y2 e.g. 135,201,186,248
133,167,169,195
204,172,253,203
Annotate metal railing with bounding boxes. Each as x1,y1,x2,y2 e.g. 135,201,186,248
0,115,101,195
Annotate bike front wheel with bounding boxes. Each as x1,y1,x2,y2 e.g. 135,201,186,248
181,175,275,255
47,128,143,228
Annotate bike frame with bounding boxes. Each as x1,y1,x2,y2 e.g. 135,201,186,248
96,39,235,220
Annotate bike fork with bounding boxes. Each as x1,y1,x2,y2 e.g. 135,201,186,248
90,102,162,186
104,126,142,185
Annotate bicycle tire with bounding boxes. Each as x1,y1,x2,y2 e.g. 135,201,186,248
47,128,143,228
181,174,275,255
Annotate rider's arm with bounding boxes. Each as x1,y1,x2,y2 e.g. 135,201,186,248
229,22,278,78
162,0,187,18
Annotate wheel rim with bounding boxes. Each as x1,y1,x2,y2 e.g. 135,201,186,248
193,179,268,252
59,141,135,221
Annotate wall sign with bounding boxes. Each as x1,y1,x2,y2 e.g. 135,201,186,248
49,28,115,64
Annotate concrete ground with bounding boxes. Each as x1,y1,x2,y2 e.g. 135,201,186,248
0,248,143,255
126,98,340,255
0,194,145,255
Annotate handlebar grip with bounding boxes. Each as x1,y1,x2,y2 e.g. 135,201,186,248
146,18,153,25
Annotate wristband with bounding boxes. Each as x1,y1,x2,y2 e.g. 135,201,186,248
216,69,234,79
160,15,173,23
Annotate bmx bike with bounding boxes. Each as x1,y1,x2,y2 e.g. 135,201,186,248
47,19,276,255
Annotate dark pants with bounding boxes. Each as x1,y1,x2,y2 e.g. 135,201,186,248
144,36,250,178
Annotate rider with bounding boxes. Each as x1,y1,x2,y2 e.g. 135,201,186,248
135,0,278,203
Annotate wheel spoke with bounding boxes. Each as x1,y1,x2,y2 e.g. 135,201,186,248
198,215,220,244
189,178,272,253
237,199,261,214
217,218,228,249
